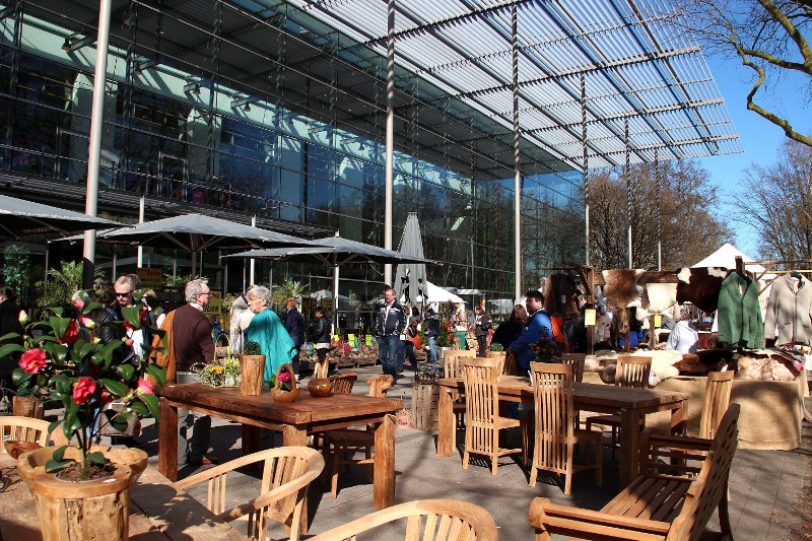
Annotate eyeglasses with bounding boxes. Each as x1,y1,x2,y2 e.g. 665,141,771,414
198,292,212,297
114,291,131,298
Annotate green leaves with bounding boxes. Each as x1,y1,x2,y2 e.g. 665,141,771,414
145,364,166,385
100,378,130,398
0,343,24,358
116,363,135,381
120,306,142,329
44,445,73,473
139,393,160,420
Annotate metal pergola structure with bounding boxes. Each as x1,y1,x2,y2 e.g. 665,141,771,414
17,0,740,298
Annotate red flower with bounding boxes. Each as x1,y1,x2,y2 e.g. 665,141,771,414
277,371,291,383
72,377,97,405
73,298,84,311
19,349,47,374
136,378,154,395
60,319,79,346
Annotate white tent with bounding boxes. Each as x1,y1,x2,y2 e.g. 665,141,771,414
692,242,769,275
399,280,465,306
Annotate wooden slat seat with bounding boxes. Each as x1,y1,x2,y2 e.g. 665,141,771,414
530,404,740,541
328,373,358,395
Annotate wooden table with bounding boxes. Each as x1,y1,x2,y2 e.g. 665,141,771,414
158,384,403,509
0,457,245,540
436,376,690,487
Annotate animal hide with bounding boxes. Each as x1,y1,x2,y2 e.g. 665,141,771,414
543,273,581,318
643,283,678,314
676,267,729,313
735,349,802,381
602,269,645,334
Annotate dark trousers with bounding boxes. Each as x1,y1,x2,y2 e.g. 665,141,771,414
404,342,417,370
477,335,488,357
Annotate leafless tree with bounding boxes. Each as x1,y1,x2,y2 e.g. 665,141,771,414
678,0,812,147
733,139,812,260
589,160,731,270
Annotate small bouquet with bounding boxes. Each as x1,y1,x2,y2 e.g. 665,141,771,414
533,327,562,363
270,368,293,391
415,362,441,385
198,364,225,387
223,356,241,387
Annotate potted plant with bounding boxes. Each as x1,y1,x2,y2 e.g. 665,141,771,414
411,362,441,432
534,327,563,363
240,340,264,396
435,320,454,361
0,289,165,541
269,363,298,403
223,356,241,387
486,342,507,376
11,375,44,418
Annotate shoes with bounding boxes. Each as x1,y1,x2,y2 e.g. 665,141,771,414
189,454,219,466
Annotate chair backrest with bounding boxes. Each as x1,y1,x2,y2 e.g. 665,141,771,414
306,498,498,541
367,374,393,398
313,359,330,379
329,373,358,395
699,370,735,440
462,359,500,450
443,352,469,379
615,355,651,388
0,416,54,453
530,362,575,472
560,353,586,383
667,404,740,541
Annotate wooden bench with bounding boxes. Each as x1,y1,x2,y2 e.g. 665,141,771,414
529,403,739,541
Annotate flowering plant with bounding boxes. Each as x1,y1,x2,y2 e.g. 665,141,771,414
415,362,441,385
533,327,563,362
0,289,165,480
272,369,293,391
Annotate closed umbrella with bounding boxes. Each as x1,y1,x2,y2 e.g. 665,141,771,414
394,213,428,310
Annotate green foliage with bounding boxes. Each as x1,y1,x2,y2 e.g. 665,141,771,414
2,244,31,301
488,342,504,352
243,340,262,355
36,260,93,308
271,279,308,310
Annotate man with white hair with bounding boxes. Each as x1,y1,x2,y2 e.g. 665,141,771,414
666,306,699,353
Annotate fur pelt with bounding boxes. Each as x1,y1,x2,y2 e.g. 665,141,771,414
643,283,678,314
543,273,581,318
674,347,802,381
675,267,729,313
584,349,680,386
602,269,645,335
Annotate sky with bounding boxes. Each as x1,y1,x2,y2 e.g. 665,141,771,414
697,52,812,258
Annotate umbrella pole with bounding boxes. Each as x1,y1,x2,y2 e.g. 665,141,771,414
191,250,197,277
112,252,117,280
334,265,340,335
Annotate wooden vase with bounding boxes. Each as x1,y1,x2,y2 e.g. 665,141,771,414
269,363,299,403
13,396,44,418
240,354,265,396
307,377,333,398
17,446,132,541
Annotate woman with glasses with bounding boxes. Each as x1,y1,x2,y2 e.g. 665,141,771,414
243,285,298,382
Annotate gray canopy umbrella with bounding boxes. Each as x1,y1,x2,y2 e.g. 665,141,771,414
0,194,122,237
229,234,433,330
394,213,428,310
61,213,315,276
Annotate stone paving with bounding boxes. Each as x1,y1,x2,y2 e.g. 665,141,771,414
135,365,812,540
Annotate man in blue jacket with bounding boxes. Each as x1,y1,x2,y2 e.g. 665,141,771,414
374,287,407,378
509,289,552,374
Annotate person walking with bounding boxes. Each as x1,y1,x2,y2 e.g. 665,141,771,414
308,306,333,373
374,287,406,378
283,296,305,377
474,305,493,357
424,307,441,364
404,316,419,371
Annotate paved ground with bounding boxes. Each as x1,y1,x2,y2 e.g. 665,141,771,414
134,365,812,540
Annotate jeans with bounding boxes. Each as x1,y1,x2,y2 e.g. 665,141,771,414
396,339,406,374
428,336,437,363
377,335,399,376
176,372,211,466
404,342,417,370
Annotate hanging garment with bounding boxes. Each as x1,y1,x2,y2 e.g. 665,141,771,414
717,272,764,349
764,273,812,346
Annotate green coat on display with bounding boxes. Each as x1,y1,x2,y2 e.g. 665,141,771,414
717,272,764,349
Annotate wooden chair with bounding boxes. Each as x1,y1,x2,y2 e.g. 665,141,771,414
585,355,652,457
700,370,735,439
0,416,61,453
529,362,602,495
462,358,522,475
530,404,740,541
328,373,358,395
443,351,471,430
172,446,324,541
322,375,394,499
307,499,498,541
560,353,585,383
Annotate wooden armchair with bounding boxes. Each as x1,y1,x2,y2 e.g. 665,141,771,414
560,353,585,383
462,358,521,475
172,446,324,541
529,362,601,495
530,404,740,541
323,375,394,499
443,351,472,430
329,373,358,395
307,499,498,541
0,416,68,455
586,355,652,457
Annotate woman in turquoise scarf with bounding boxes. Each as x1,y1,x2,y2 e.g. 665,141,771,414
244,285,298,381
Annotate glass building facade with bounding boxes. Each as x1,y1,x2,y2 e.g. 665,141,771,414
0,2,584,313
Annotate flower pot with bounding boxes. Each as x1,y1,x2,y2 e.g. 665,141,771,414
18,446,132,541
411,383,439,433
307,377,333,398
13,396,44,418
269,363,299,403
240,354,265,396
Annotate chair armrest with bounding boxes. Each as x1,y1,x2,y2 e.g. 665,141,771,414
171,461,241,492
528,497,670,541
217,477,310,522
646,434,713,452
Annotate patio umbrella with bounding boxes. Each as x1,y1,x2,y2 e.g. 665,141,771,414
59,213,314,276
394,213,428,311
0,194,122,237
229,234,433,330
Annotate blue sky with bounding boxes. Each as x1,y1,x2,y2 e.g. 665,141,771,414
697,53,812,258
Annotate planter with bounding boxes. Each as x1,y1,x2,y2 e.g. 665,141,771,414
486,351,507,377
18,446,133,541
13,396,44,418
269,364,299,403
411,383,439,433
307,377,333,398
240,354,265,396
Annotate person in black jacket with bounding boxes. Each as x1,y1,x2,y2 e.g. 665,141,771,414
424,308,441,363
0,285,24,395
492,304,528,350
474,305,493,357
283,297,305,376
374,287,406,378
308,306,332,366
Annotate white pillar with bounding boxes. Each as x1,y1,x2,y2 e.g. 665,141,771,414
136,195,145,268
511,5,522,302
81,0,112,287
384,0,395,286
249,215,256,285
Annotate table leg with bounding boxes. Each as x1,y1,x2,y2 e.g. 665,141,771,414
373,414,396,509
619,408,640,487
280,425,309,535
158,397,178,482
241,425,259,454
438,387,454,457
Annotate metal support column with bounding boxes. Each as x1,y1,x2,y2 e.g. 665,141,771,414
82,0,112,289
580,72,589,266
625,117,632,269
384,0,396,286
511,5,522,302
655,149,662,271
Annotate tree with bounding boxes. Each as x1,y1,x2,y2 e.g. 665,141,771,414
733,139,812,260
588,160,732,270
679,0,812,147
2,244,32,302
